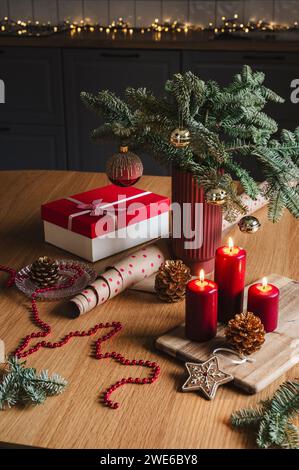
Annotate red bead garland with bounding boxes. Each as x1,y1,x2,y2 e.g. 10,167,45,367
0,263,160,410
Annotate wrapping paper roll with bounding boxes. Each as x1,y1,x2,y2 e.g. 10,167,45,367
101,268,123,299
90,277,111,304
71,294,90,316
222,182,268,233
70,244,165,317
112,244,164,290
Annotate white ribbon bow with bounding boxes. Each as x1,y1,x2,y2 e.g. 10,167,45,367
66,191,152,231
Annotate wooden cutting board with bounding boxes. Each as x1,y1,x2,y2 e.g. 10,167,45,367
155,274,299,394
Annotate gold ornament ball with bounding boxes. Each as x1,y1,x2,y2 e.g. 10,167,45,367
206,187,227,205
170,128,191,148
238,216,261,234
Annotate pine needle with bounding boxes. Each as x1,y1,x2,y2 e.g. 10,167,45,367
231,380,299,449
0,356,67,410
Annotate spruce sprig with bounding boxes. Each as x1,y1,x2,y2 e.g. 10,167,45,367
0,356,67,409
231,380,299,449
81,65,299,223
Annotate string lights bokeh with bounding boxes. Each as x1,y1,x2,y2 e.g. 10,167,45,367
0,14,299,39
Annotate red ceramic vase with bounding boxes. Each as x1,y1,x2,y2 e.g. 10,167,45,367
171,168,222,275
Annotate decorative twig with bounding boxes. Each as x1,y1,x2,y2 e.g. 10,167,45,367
0,356,67,410
231,380,299,449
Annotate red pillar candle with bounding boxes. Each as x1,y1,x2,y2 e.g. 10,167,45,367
215,237,246,323
185,269,218,342
247,277,279,333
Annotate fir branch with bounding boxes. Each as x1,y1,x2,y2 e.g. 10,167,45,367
253,146,299,181
126,87,176,121
81,90,132,124
280,128,299,165
256,415,272,449
279,186,299,220
268,415,289,446
231,407,264,428
260,86,285,104
91,124,117,143
81,66,299,222
165,73,192,123
269,380,299,419
282,423,299,449
268,190,285,223
240,107,278,133
0,373,19,409
223,160,259,199
0,356,67,410
231,380,299,449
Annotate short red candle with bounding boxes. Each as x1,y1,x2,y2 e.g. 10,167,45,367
185,272,218,342
247,278,279,332
214,238,246,323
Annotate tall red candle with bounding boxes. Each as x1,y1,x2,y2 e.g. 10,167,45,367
214,238,246,323
247,277,279,333
185,270,218,342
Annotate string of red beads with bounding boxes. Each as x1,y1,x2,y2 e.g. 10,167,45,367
0,263,160,409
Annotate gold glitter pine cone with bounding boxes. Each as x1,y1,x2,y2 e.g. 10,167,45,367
155,259,191,303
225,312,265,355
29,256,60,287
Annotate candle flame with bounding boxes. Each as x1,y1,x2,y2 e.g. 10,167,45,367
262,277,268,288
199,269,205,282
228,237,234,251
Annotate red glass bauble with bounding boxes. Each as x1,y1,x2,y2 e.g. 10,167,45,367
106,146,143,187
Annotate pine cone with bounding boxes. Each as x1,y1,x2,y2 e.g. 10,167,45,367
225,312,265,355
155,260,191,303
29,256,60,287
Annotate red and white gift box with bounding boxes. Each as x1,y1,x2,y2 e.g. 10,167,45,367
41,184,170,262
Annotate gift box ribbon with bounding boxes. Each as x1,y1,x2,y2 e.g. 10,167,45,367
66,191,152,231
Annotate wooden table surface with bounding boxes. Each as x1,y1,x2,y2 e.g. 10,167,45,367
0,170,298,449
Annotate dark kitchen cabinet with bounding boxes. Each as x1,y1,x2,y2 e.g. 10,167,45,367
182,51,299,130
1,46,298,174
0,124,67,170
0,47,67,170
0,47,64,125
63,49,180,175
